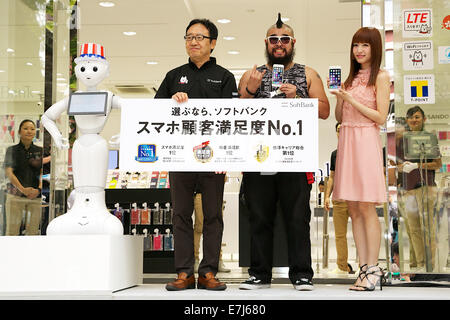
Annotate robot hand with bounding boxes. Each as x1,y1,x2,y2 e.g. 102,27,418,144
109,134,120,148
54,136,70,150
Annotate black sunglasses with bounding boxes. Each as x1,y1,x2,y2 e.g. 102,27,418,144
266,36,294,45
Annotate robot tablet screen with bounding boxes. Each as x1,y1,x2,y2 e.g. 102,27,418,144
68,92,108,115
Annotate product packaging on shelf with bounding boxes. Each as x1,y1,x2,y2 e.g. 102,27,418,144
130,202,140,225
143,228,152,251
140,202,150,225
163,228,174,251
152,228,163,251
158,171,169,188
113,203,124,222
150,171,159,188
163,202,173,224
152,202,163,225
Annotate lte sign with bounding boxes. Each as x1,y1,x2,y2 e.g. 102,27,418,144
403,9,432,38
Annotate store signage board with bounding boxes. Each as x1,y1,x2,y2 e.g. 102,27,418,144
402,41,434,70
403,74,435,104
119,98,318,172
402,8,432,38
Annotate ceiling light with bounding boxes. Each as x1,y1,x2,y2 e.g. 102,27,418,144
123,31,136,36
223,36,235,40
146,61,158,65
26,62,33,66
0,70,5,73
6,48,14,53
99,1,115,7
227,50,240,55
281,17,290,22
217,19,231,24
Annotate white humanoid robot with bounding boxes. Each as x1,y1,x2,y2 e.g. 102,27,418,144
42,43,123,235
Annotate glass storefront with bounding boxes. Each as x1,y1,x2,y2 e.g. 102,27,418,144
0,0,46,235
0,0,448,281
392,0,450,274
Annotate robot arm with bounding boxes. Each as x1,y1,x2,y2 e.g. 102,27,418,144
112,95,122,109
41,97,70,150
108,94,122,148
109,134,120,149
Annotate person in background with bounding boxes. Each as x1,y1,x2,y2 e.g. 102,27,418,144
324,122,354,275
4,119,43,235
396,105,441,272
155,18,237,291
329,27,390,291
193,188,231,273
238,14,329,291
318,180,325,206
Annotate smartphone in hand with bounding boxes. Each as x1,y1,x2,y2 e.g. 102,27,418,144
328,66,341,89
272,64,284,88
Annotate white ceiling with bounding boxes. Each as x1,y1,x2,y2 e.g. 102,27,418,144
0,0,361,100
77,0,361,96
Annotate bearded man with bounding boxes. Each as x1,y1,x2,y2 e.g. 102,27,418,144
238,14,329,291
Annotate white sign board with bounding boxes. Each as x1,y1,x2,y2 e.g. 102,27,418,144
402,41,434,70
119,98,318,172
403,74,435,104
402,9,432,38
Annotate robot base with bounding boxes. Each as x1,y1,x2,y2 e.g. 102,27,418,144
0,235,143,293
47,209,123,235
47,188,124,235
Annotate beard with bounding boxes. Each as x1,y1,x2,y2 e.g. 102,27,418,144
265,43,295,67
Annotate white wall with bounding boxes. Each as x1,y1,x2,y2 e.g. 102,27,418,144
303,0,361,176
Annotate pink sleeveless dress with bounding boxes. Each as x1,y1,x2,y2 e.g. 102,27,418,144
332,68,386,203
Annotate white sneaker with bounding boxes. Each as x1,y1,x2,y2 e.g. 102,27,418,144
293,278,314,291
239,276,271,290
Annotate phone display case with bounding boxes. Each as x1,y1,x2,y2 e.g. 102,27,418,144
105,182,174,273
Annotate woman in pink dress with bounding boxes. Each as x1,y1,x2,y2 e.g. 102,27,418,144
329,27,390,291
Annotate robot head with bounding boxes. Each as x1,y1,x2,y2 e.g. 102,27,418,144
74,43,110,88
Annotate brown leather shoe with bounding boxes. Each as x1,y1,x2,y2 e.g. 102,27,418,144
165,273,196,291
197,272,227,291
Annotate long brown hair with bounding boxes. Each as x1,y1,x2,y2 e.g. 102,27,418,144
344,27,382,89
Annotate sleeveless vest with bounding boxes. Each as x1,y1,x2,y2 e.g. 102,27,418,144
255,63,309,99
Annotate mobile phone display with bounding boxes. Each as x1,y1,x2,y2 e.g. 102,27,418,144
272,64,284,88
329,66,341,89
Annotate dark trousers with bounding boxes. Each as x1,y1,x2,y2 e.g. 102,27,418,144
242,172,314,283
169,172,225,276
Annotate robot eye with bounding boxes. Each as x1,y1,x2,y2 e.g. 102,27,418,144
80,67,85,72
93,66,98,72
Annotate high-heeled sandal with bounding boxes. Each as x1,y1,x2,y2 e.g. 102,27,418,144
358,264,385,291
349,264,367,291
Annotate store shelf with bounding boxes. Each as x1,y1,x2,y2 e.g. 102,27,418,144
105,188,174,273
